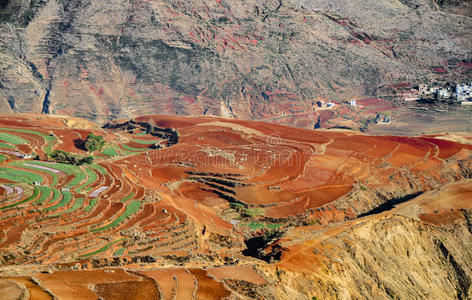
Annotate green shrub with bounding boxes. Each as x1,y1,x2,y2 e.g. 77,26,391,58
84,134,105,152
48,150,94,165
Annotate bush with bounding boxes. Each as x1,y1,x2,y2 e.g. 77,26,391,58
80,156,95,164
84,134,105,152
48,150,94,165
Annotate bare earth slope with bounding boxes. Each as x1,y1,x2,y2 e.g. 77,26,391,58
0,0,471,123
0,114,471,298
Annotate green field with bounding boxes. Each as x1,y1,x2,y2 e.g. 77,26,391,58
0,128,57,153
34,186,52,205
44,190,73,211
0,167,43,183
79,238,126,258
113,248,125,256
0,142,15,149
247,222,283,230
89,164,106,174
84,198,98,212
102,147,119,156
48,188,60,204
26,161,85,188
120,193,135,203
121,144,147,152
0,132,27,145
91,201,141,232
0,187,38,210
242,208,264,216
131,139,159,145
11,162,59,187
76,168,97,192
52,197,85,216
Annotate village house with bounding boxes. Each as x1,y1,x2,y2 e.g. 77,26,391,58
418,84,428,94
455,83,472,102
436,89,450,99
429,87,440,94
316,101,336,109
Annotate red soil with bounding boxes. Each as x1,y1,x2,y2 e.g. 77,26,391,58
0,114,471,279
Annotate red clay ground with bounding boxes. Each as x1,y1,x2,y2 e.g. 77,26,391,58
0,114,471,299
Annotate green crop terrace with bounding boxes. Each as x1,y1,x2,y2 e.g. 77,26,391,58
0,127,57,153
0,187,38,210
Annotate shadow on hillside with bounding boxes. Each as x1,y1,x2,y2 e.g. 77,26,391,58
74,138,86,151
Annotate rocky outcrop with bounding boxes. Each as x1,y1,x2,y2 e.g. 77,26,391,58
265,180,472,299
267,214,471,299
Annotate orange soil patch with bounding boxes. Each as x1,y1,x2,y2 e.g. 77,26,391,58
189,269,231,300
141,268,232,300
94,273,160,300
265,185,352,218
236,185,298,205
4,277,53,300
419,210,466,226
34,269,143,300
304,185,353,208
420,137,472,159
328,135,373,153
277,241,327,274
168,269,196,300
0,223,28,248
206,265,267,284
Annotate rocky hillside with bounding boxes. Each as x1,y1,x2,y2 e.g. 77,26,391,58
0,0,471,123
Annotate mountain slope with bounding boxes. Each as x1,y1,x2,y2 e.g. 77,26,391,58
0,0,471,123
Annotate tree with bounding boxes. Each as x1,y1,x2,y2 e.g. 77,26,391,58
80,156,94,164
48,150,94,165
84,133,105,152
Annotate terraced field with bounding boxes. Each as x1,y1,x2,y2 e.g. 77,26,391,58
0,114,472,299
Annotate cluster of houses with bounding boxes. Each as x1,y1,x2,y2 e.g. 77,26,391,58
405,82,472,105
315,99,358,109
316,100,336,108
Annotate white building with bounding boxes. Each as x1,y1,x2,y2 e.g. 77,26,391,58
429,87,440,94
457,94,468,102
436,89,450,99
455,84,471,94
350,100,357,106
